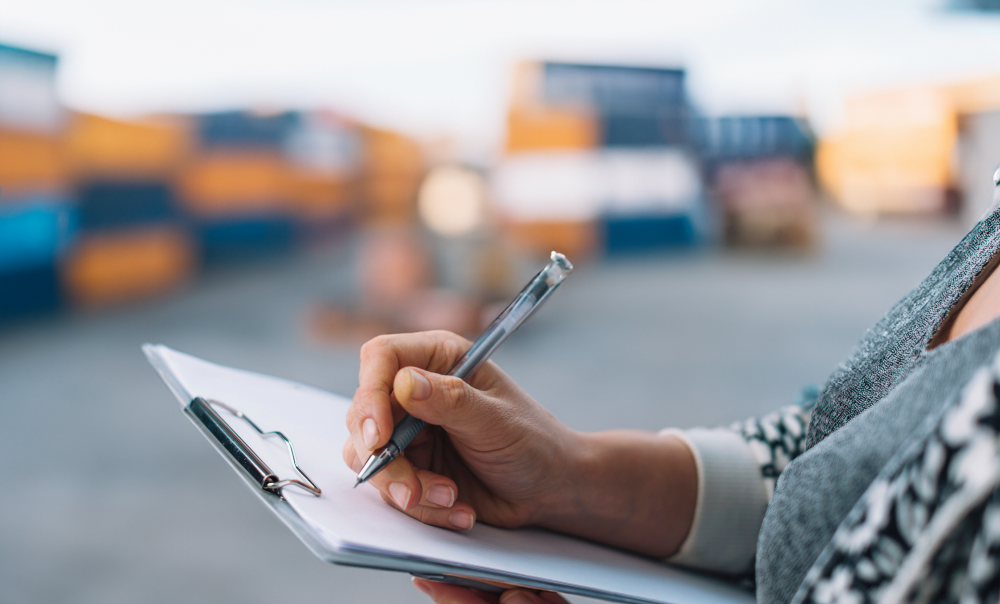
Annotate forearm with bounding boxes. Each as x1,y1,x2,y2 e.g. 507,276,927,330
529,430,697,558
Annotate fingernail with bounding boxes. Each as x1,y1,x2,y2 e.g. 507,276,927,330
448,510,474,529
409,368,431,400
426,485,455,507
411,577,435,597
362,418,378,449
500,591,534,604
389,482,410,509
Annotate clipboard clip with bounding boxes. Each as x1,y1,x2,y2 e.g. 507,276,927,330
185,397,322,497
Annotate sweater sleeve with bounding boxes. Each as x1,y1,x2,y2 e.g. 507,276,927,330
662,385,818,576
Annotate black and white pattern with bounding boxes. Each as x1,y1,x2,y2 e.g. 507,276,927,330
731,385,817,498
784,360,1000,604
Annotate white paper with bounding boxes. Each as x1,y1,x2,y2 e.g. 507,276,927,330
144,344,753,604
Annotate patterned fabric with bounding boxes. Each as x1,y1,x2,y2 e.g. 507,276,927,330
731,402,813,499
739,357,1000,603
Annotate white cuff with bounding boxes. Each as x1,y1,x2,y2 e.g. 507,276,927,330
660,427,770,576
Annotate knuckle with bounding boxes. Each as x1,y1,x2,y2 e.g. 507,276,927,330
440,377,468,411
360,335,389,360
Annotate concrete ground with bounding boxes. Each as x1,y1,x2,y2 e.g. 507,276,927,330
0,210,973,604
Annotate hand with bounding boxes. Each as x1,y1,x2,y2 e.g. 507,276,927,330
343,330,699,557
411,578,569,604
343,330,579,531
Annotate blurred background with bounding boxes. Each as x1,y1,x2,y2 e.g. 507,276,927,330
3,0,1000,602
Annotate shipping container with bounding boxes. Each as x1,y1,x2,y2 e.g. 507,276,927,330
0,43,63,133
0,197,76,271
286,169,353,221
0,263,62,322
283,113,361,175
601,213,698,254
197,111,299,149
65,113,193,180
360,127,425,178
0,128,66,194
599,112,688,147
77,181,177,231
491,149,702,221
695,116,813,163
61,225,194,307
178,151,290,217
505,106,598,153
542,63,687,115
194,214,297,265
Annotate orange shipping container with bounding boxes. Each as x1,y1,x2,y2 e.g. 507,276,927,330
287,170,353,220
505,107,598,153
178,151,290,217
360,127,424,178
62,226,195,307
65,113,193,180
361,175,421,223
501,219,598,260
0,128,66,195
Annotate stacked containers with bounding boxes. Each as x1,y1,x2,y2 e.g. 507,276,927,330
61,113,196,307
358,126,425,225
181,111,299,264
491,61,705,257
283,111,360,242
0,43,73,322
695,116,816,248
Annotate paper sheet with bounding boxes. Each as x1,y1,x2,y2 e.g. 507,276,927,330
144,344,754,604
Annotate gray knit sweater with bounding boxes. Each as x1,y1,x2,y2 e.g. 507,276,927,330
666,207,1000,603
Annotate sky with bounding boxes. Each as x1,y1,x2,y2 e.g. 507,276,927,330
3,0,1000,158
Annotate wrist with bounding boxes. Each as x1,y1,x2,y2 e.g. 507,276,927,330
527,429,698,558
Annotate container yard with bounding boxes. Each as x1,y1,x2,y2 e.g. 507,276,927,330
5,2,1000,602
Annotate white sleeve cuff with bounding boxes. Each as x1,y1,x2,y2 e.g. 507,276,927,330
660,427,770,576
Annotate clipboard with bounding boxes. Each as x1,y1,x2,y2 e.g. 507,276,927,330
144,343,754,604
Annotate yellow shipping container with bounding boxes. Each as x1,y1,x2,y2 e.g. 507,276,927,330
62,226,195,308
0,128,67,195
64,113,193,180
505,107,597,153
817,87,957,215
178,151,290,217
501,219,598,260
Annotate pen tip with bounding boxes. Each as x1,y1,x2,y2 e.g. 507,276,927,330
353,480,361,489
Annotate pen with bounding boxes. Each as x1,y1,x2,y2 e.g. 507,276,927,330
355,250,574,487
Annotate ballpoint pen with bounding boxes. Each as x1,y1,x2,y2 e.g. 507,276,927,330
355,250,574,487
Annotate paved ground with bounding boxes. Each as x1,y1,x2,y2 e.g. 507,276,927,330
0,211,972,604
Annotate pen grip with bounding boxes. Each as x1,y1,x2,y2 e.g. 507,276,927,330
390,414,427,451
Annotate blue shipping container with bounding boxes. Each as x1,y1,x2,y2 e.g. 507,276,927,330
0,262,62,322
0,199,77,271
543,63,687,114
197,111,300,149
599,113,689,147
602,213,698,254
77,181,177,231
195,215,297,265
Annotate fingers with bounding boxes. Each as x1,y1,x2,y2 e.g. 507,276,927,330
392,366,494,434
349,332,471,456
412,578,498,604
343,439,477,530
411,579,569,604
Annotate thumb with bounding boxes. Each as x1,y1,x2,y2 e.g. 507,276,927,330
393,367,487,429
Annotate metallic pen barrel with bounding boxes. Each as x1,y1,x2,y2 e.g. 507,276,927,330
354,251,573,487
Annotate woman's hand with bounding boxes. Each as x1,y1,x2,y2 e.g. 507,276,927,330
411,578,569,604
343,330,580,531
343,329,699,558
